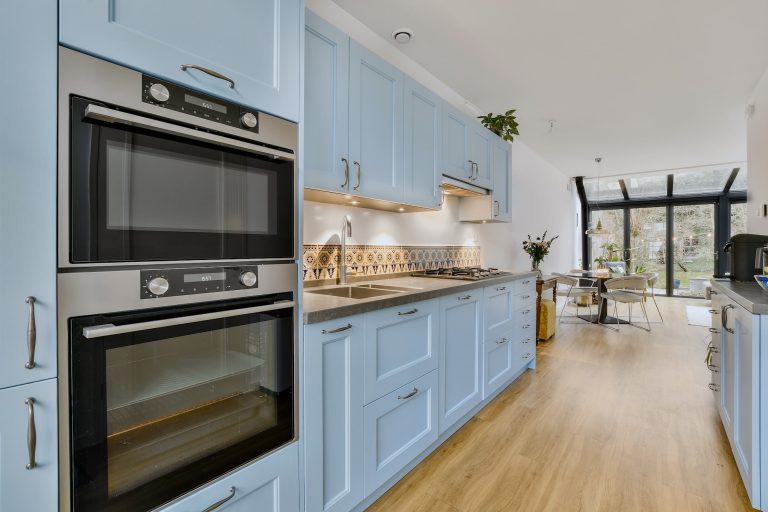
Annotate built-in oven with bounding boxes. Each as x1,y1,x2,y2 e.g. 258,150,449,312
58,47,298,267
58,262,298,511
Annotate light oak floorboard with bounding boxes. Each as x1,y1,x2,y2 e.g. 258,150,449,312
367,298,753,512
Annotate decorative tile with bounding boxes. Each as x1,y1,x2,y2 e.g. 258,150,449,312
302,244,481,281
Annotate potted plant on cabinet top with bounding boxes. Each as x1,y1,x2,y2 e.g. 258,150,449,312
478,110,520,142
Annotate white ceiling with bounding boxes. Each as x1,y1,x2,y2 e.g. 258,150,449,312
332,0,768,177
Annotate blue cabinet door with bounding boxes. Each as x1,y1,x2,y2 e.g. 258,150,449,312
438,292,483,434
403,77,442,209
0,0,57,390
469,124,493,189
491,140,512,222
484,333,514,399
349,42,404,202
304,11,350,193
304,317,364,512
161,443,299,512
441,106,472,182
60,0,302,121
0,378,58,512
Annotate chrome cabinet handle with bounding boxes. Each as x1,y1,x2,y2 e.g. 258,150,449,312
353,161,361,191
708,383,720,392
341,158,349,188
521,309,532,314
522,280,531,285
466,160,475,180
202,486,236,512
522,353,532,359
722,304,735,334
496,286,507,291
523,324,532,329
708,327,719,334
181,64,235,89
398,308,418,316
493,200,500,217
521,294,531,299
397,388,419,400
708,364,719,373
25,297,36,369
708,309,719,314
496,338,508,345
458,295,472,301
24,398,36,470
322,323,352,335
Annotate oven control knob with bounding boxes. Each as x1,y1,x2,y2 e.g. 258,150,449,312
149,83,170,103
148,277,170,296
240,112,258,129
239,271,257,287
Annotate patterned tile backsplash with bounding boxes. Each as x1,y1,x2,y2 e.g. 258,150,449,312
302,244,481,281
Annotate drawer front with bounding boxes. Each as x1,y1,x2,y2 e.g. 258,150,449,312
513,336,536,370
162,443,299,512
364,300,439,404
484,281,515,339
484,334,514,398
363,371,438,495
513,276,536,295
513,290,536,311
513,303,536,324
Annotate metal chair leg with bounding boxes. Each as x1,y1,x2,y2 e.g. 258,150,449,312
640,300,652,332
558,286,572,324
651,293,663,323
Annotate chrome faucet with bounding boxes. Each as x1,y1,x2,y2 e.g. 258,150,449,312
340,215,352,285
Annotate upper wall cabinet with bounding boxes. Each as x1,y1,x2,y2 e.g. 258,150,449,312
441,106,472,182
60,0,302,121
304,11,350,193
404,77,442,209
1,0,57,390
349,42,404,203
469,125,493,189
491,139,512,221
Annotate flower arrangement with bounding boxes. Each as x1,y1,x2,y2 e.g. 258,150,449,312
523,231,559,275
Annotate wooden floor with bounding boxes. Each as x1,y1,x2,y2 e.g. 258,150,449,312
368,297,754,512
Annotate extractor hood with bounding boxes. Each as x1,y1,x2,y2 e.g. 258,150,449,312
440,175,489,197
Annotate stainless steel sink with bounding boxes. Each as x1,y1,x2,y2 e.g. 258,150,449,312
307,286,402,299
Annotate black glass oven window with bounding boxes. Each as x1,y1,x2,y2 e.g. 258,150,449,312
70,298,294,511
69,96,294,263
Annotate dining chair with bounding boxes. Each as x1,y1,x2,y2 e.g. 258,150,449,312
634,271,663,322
552,273,598,323
601,276,652,332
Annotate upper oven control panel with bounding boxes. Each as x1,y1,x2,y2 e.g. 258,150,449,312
141,75,259,133
141,266,259,299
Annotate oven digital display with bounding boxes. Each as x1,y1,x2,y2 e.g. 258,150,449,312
183,272,227,283
184,94,227,114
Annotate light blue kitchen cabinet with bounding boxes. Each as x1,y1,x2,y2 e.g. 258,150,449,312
438,291,483,434
403,77,443,209
468,124,493,189
161,443,299,512
363,370,438,495
304,11,351,193
348,42,404,202
441,106,472,182
363,299,439,404
0,378,58,512
60,0,302,121
0,0,57,390
483,332,515,399
304,316,364,512
491,139,512,222
484,282,515,342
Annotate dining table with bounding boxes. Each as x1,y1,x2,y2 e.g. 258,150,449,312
567,270,631,325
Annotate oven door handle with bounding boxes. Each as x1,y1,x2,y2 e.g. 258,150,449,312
83,104,295,162
82,301,295,339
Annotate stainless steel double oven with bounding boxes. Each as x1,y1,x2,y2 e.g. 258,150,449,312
57,48,299,511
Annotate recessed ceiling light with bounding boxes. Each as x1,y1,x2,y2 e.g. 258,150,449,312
392,28,413,44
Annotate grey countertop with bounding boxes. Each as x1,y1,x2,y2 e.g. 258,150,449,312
303,271,539,324
710,279,768,315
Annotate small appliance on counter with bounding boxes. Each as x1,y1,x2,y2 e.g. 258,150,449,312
723,234,768,281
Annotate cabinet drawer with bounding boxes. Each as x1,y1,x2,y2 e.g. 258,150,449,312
514,303,536,324
483,334,514,398
363,371,438,495
162,443,299,512
364,300,439,404
513,336,536,370
513,290,535,311
484,282,515,340
513,276,536,295
515,322,536,344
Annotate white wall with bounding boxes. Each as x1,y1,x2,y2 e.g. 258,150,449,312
303,0,576,272
747,67,768,235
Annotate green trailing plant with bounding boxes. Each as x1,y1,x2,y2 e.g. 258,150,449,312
634,264,648,274
600,242,623,262
593,256,607,270
478,110,520,142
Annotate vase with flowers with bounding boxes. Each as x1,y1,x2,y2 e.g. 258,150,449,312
523,231,559,278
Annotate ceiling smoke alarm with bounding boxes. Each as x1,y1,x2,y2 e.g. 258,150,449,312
392,28,413,44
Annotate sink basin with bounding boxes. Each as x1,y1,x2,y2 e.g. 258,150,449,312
355,284,422,292
307,286,402,299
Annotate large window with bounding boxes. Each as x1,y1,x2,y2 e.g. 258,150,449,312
577,167,747,297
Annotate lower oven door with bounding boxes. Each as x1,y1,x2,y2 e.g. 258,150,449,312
69,295,295,512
